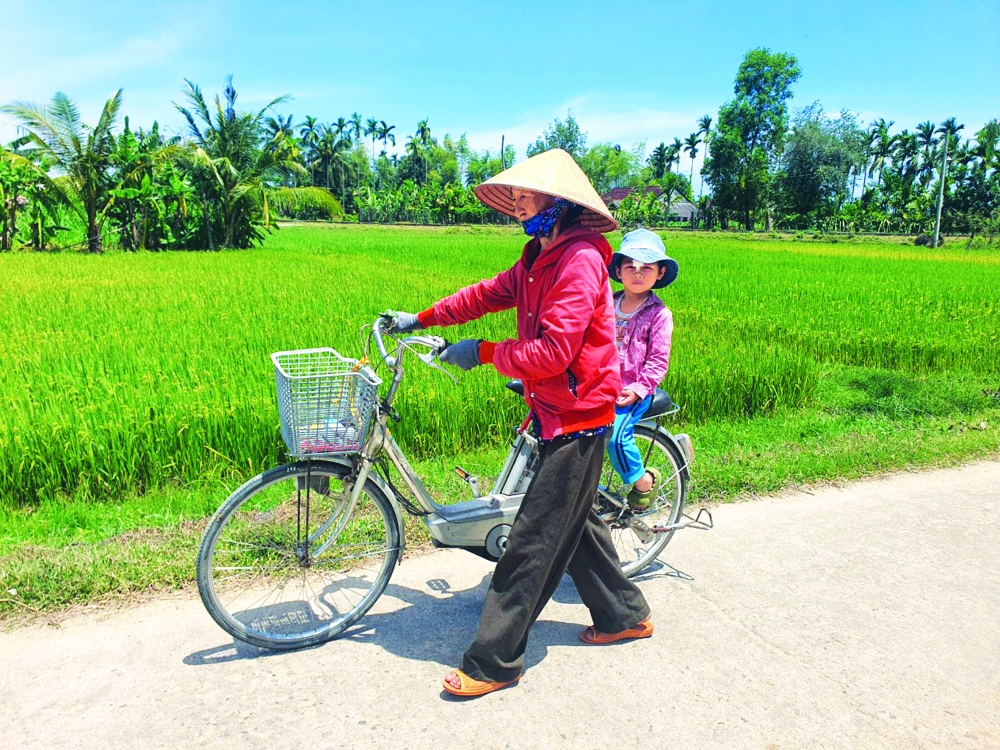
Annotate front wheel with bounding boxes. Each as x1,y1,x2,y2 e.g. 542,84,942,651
196,460,401,650
597,424,687,577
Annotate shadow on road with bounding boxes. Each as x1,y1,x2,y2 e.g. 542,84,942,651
183,556,693,670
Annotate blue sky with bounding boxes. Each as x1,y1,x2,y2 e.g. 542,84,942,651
2,0,997,175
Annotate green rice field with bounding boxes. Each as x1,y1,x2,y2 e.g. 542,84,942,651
1,224,999,509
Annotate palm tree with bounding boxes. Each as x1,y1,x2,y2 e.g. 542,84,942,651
405,134,424,182
299,116,321,184
663,138,682,174
892,130,920,183
914,120,937,159
334,117,350,145
859,125,879,195
2,89,123,253
683,133,701,186
869,118,895,186
264,113,295,140
649,142,668,180
377,120,396,154
299,116,320,144
311,125,354,201
412,119,433,182
936,117,965,154
350,113,363,142
365,117,379,163
697,115,712,198
174,76,305,248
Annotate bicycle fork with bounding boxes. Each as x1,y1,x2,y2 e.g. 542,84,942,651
294,459,375,566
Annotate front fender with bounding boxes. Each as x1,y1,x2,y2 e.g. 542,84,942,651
285,458,407,556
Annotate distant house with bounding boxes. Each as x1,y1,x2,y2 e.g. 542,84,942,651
601,186,697,223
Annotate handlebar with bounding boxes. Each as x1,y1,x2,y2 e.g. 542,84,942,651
372,315,454,384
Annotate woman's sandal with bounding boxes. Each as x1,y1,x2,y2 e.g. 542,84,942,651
442,669,520,697
578,616,654,645
626,467,662,509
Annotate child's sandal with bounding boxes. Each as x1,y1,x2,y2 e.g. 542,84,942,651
626,466,662,509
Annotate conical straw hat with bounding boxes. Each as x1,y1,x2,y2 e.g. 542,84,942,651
474,149,619,233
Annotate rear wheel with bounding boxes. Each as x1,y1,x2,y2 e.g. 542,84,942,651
196,460,400,650
597,424,687,577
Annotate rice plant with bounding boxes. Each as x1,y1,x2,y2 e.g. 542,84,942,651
1,226,996,507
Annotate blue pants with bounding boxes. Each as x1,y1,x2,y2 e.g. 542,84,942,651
607,395,652,484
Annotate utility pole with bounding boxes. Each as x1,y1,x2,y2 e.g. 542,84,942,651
500,135,506,170
933,136,949,248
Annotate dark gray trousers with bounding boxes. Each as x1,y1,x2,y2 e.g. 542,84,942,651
461,432,650,683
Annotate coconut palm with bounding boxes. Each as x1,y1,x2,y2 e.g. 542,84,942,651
684,132,701,185
311,125,354,200
299,116,321,184
869,118,896,186
1,89,123,252
264,113,295,140
174,76,305,248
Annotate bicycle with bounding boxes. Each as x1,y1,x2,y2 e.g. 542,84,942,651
196,314,710,649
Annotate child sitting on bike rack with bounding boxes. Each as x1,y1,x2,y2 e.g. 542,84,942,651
390,149,653,698
607,229,678,509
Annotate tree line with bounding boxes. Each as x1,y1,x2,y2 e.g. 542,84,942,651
1,52,998,252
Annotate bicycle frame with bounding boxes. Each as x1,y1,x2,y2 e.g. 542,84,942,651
322,317,704,562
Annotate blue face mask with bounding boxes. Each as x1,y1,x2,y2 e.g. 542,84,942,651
522,199,570,238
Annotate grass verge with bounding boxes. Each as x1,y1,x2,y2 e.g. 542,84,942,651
2,363,997,624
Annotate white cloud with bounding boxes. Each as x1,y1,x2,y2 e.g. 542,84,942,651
456,93,708,163
0,31,183,102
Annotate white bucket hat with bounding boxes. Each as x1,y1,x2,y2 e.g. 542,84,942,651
610,228,679,289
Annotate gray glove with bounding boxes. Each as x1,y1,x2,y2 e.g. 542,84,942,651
387,310,423,334
440,339,483,371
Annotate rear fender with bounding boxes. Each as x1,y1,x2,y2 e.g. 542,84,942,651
636,421,691,480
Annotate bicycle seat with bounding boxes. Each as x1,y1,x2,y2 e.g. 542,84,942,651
644,389,676,419
507,380,675,418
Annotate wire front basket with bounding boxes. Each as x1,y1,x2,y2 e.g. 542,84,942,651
271,348,382,458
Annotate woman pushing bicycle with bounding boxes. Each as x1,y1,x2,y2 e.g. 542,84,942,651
389,149,653,698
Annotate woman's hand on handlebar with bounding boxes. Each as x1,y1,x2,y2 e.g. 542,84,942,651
381,310,423,334
441,339,483,371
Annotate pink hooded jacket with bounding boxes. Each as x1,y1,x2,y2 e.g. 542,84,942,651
614,290,673,400
418,227,621,439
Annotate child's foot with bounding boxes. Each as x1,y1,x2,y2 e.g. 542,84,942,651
626,467,662,509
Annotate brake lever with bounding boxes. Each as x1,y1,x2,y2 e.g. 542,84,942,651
402,335,457,385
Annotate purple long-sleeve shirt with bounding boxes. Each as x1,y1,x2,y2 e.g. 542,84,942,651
614,290,673,400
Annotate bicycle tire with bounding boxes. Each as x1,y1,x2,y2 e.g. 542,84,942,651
196,460,401,650
598,424,687,577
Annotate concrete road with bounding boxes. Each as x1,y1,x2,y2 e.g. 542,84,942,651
2,461,999,750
